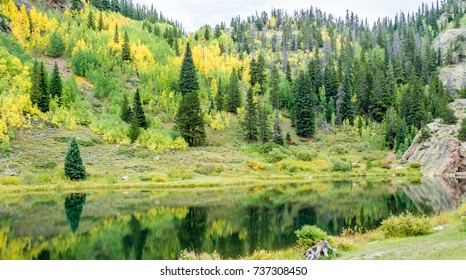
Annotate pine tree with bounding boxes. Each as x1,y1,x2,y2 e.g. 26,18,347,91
339,85,355,125
215,78,224,112
98,12,104,31
38,62,50,113
120,94,132,123
64,138,86,180
122,31,131,61
273,114,284,145
114,24,119,44
269,65,280,109
101,0,110,10
294,71,315,138
87,11,95,30
258,102,270,143
71,0,81,11
327,97,335,124
132,89,148,129
178,43,199,95
128,114,140,143
175,91,206,146
30,60,41,106
227,70,242,113
111,0,120,12
285,63,292,83
243,87,258,141
49,62,62,102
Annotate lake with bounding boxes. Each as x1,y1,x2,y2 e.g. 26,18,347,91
0,178,464,260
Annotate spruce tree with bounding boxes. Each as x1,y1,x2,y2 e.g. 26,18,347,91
175,91,206,146
175,44,206,146
132,89,148,129
128,114,140,143
273,115,284,145
64,194,87,233
294,71,315,138
114,24,119,44
122,31,131,61
71,0,81,11
64,138,86,180
227,70,242,113
49,62,62,102
38,62,50,113
98,12,104,31
120,94,132,123
30,60,41,106
48,32,65,58
270,65,280,109
87,11,95,30
178,43,199,95
258,103,270,143
339,85,355,125
285,63,292,83
243,87,258,141
215,78,224,112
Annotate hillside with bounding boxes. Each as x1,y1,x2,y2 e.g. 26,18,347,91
0,0,465,186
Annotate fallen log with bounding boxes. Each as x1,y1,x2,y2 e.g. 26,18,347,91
304,240,338,260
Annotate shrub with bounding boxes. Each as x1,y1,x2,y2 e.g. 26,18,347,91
195,164,225,175
167,169,194,180
33,160,57,169
148,173,168,182
331,157,352,172
329,144,348,155
178,250,222,260
71,51,99,76
374,159,391,169
410,162,421,170
379,213,432,238
1,140,11,153
259,142,279,154
295,225,329,247
247,161,268,171
296,150,314,162
0,176,22,185
330,237,355,251
458,119,466,141
48,32,65,57
267,148,288,162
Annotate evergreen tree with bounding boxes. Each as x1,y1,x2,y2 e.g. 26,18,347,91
227,70,242,113
215,78,224,112
458,119,466,142
269,65,280,109
326,97,335,124
111,0,120,12
258,102,270,143
294,71,315,137
285,63,292,83
30,60,41,106
49,62,62,102
120,94,132,123
87,11,95,30
98,12,104,31
64,138,86,180
101,0,110,10
178,43,199,95
339,84,355,125
132,89,148,129
128,114,140,143
38,62,50,113
114,24,119,44
273,114,284,145
204,26,210,41
64,193,87,233
175,91,206,146
71,0,81,11
122,31,131,61
48,32,65,58
243,87,258,141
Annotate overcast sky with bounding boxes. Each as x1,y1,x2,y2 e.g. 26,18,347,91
137,0,430,32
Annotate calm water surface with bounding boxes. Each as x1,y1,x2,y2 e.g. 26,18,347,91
0,178,464,259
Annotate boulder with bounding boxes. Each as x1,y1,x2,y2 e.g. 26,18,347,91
403,100,466,177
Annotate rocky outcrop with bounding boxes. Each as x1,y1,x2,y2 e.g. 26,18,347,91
402,99,466,177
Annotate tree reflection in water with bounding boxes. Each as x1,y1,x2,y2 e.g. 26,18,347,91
64,193,87,233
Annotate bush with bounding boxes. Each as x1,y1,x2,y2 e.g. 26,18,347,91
331,157,352,172
379,213,432,238
374,159,391,169
167,169,194,180
441,107,457,125
1,140,11,153
267,148,288,162
259,142,279,154
71,51,99,76
331,237,355,251
0,176,22,185
195,164,225,175
148,173,168,182
247,161,268,171
295,225,329,247
296,150,314,162
33,160,57,169
329,144,348,155
410,162,421,170
48,32,65,57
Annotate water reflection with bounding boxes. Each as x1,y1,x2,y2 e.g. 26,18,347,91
0,179,463,260
64,193,87,233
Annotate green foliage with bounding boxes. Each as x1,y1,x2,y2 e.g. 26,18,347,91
178,43,199,95
122,31,131,61
148,173,169,182
133,89,148,129
49,62,62,101
441,107,457,125
257,103,270,143
267,148,288,162
64,194,87,233
243,87,258,141
71,51,99,76
120,94,132,123
410,162,421,170
128,114,140,143
0,176,22,185
87,11,96,30
48,32,65,58
380,213,432,238
296,151,314,162
195,163,225,175
295,225,329,247
331,157,352,172
294,71,315,138
64,138,86,180
226,70,242,113
459,119,466,141
175,91,206,146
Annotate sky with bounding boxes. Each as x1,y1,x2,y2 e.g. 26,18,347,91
138,0,430,32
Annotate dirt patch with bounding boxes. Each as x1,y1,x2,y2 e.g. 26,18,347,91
38,55,71,79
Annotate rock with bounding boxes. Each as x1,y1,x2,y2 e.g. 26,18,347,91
122,176,129,181
434,225,445,231
4,166,20,176
122,191,129,195
321,122,333,133
154,156,160,161
403,99,466,177
386,152,397,161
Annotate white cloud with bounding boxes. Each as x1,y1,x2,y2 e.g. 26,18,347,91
139,0,429,32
